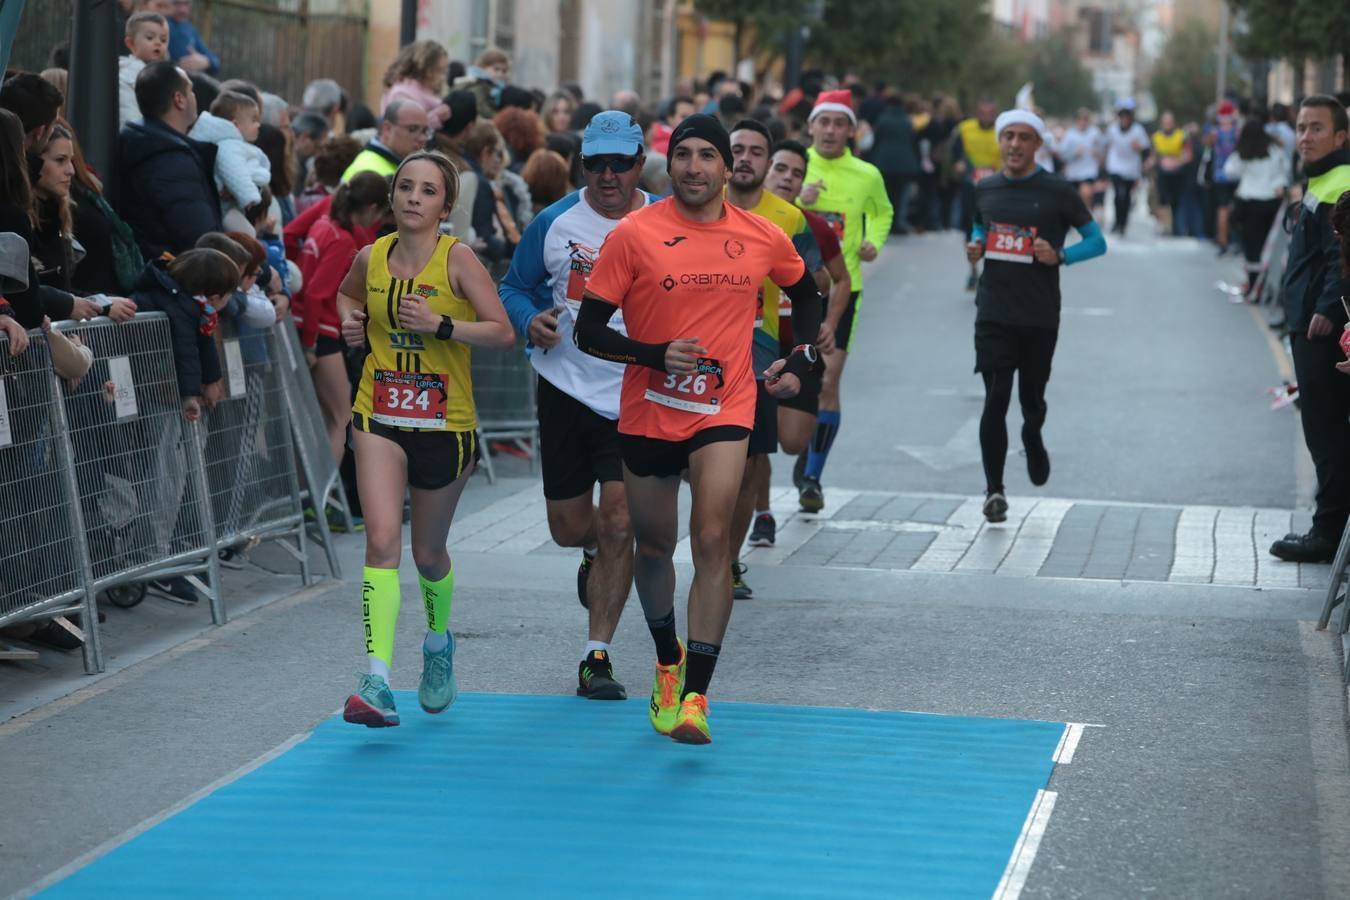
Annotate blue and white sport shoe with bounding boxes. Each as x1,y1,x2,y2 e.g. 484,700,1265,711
418,635,457,714
343,673,400,727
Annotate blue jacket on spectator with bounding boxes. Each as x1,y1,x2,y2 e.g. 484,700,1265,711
118,118,224,261
131,259,223,399
168,18,219,75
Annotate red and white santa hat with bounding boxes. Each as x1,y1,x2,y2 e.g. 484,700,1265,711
808,89,857,125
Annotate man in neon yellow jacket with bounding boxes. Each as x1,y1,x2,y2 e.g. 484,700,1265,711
795,89,893,512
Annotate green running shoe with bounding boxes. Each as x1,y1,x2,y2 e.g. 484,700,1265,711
418,635,457,714
343,673,400,727
649,639,686,735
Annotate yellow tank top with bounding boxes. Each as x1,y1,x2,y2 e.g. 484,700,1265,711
748,189,809,343
958,118,1001,170
1152,129,1185,159
353,233,478,432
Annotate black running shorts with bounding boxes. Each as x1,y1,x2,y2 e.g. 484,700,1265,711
537,375,623,501
973,320,1059,379
357,417,477,490
748,380,778,455
836,291,862,353
315,335,345,358
620,426,751,479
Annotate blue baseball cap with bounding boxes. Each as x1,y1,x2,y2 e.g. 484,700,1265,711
581,110,645,158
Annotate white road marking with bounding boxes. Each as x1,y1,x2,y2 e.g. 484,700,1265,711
911,497,986,572
1050,722,1104,764
895,414,983,472
1169,505,1219,583
1212,507,1257,586
956,501,1035,573
997,499,1073,577
993,789,1058,900
1253,509,1302,589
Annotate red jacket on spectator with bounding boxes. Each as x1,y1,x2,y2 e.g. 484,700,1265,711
283,194,376,262
293,214,359,351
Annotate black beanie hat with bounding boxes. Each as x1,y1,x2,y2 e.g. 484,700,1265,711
440,90,479,137
666,113,733,173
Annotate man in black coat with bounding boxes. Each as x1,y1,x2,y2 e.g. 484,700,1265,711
118,61,222,260
1270,95,1350,563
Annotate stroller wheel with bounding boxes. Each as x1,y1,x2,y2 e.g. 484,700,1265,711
105,582,147,609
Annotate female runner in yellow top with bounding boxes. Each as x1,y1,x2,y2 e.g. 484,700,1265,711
336,150,514,727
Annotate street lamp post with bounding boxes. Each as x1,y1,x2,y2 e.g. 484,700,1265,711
68,0,118,188
400,0,417,46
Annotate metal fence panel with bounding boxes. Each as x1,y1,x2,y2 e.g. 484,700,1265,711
0,332,85,621
57,316,221,617
271,314,347,577
201,319,306,579
0,328,104,672
470,342,539,482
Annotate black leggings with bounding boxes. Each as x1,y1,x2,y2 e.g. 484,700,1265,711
1111,175,1136,232
980,367,1050,493
1236,198,1282,285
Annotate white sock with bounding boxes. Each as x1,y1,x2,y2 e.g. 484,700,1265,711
755,508,771,518
424,630,449,653
583,640,611,661
368,656,390,683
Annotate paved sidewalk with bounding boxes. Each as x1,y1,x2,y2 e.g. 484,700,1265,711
446,481,1330,591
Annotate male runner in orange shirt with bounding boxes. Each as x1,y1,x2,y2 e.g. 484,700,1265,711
575,114,825,743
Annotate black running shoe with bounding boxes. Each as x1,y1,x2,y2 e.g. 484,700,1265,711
148,577,198,603
1023,426,1051,486
799,476,824,513
982,491,1009,523
577,553,593,609
792,453,807,490
577,650,627,700
749,512,776,547
732,561,753,600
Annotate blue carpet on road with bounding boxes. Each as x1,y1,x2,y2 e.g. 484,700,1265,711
45,693,1064,898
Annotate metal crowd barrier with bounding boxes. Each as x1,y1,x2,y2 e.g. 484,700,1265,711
271,313,351,578
470,340,539,484
1252,200,1292,307
202,318,307,583
59,315,222,626
0,330,102,673
1316,524,1350,682
0,312,340,674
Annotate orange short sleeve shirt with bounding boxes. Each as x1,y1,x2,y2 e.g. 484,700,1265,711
586,198,805,441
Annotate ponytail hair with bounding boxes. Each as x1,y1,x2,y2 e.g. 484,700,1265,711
330,170,390,231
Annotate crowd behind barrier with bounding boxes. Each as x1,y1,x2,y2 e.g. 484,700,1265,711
0,312,352,672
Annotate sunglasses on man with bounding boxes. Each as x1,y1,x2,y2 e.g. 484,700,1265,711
581,155,640,174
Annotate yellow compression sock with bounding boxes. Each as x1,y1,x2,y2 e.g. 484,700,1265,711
419,567,454,635
361,567,401,674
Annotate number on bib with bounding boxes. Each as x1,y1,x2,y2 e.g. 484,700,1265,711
984,221,1037,264
644,358,724,415
371,370,448,428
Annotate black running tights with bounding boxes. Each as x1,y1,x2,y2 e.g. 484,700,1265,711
980,367,1049,493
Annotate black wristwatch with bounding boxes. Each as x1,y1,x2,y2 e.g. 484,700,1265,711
435,315,455,341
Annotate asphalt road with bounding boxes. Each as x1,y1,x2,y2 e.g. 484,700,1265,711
3,223,1347,899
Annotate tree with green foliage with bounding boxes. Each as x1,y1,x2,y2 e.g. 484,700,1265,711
694,0,1014,106
1149,18,1246,123
1026,33,1099,116
1231,0,1350,80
